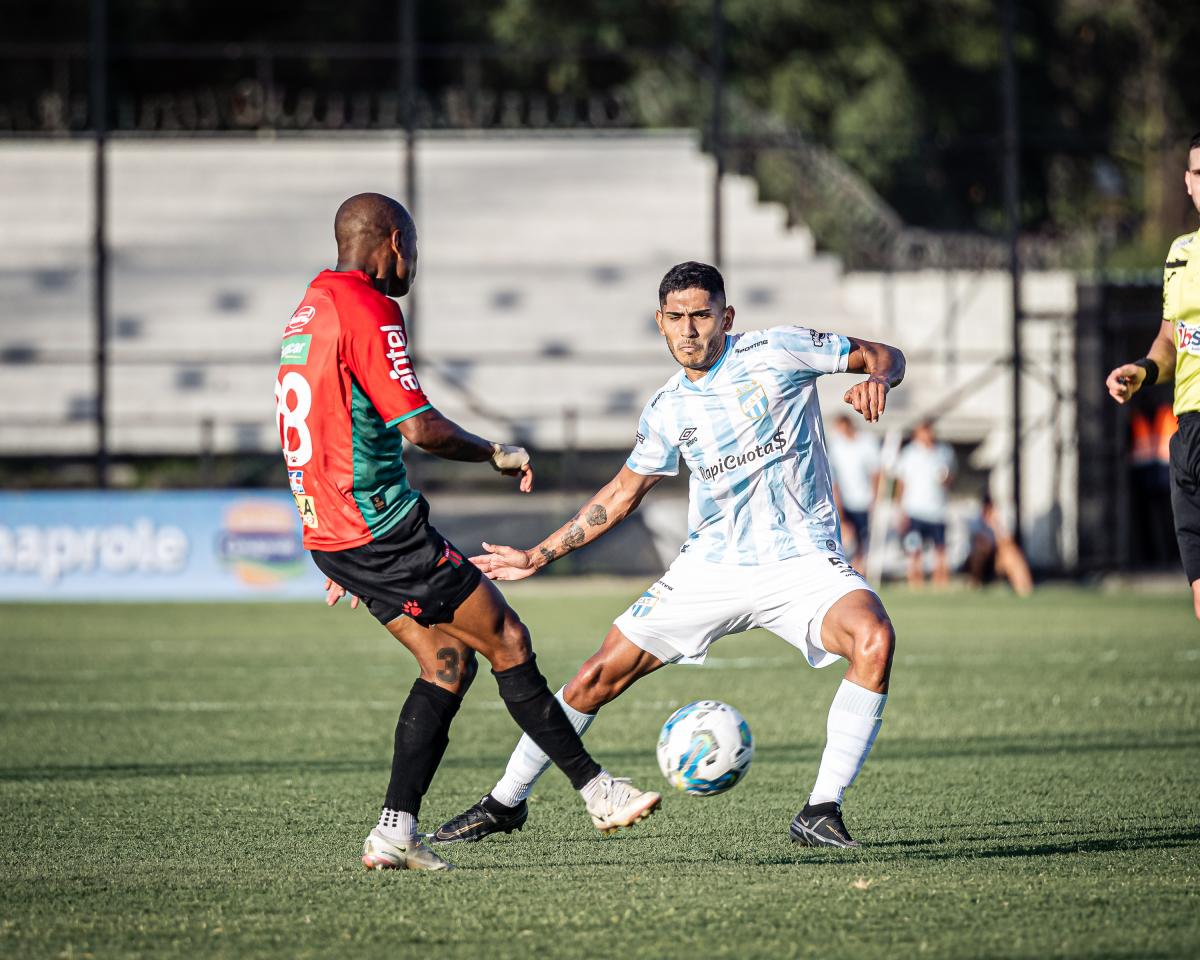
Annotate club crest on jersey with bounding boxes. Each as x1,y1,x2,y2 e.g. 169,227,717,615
288,470,304,494
630,590,659,618
736,380,769,420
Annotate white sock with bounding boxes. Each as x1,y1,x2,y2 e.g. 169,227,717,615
579,768,611,804
491,687,595,807
376,807,417,845
808,679,888,807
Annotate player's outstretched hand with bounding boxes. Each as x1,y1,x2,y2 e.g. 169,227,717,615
1105,363,1146,404
469,542,538,581
843,376,890,423
324,577,360,609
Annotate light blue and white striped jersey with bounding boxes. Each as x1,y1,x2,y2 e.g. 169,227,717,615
627,326,851,565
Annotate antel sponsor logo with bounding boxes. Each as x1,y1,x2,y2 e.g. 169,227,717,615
379,324,421,391
698,431,788,482
0,520,189,584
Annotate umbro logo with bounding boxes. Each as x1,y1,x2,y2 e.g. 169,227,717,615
635,431,646,444
679,428,697,442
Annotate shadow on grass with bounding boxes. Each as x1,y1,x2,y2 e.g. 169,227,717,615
0,753,497,783
2,730,1196,784
788,823,1200,866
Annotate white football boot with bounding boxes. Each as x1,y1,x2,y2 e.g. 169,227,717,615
361,828,453,871
585,776,662,835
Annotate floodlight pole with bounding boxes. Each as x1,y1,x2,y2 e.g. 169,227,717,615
1002,0,1023,547
399,0,418,337
91,0,109,488
710,0,725,269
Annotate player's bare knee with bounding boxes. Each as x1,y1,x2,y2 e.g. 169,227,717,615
496,616,532,665
853,619,895,685
564,658,608,713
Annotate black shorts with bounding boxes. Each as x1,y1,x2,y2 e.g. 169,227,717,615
310,495,482,628
1170,413,1200,584
844,509,870,549
904,517,947,550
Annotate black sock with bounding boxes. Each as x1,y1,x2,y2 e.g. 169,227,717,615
482,793,519,815
492,655,602,791
383,678,463,816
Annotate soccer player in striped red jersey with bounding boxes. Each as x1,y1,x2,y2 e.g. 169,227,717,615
276,194,660,871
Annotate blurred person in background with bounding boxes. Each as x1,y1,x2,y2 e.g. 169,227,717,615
964,494,1033,597
1128,404,1178,568
1107,131,1200,620
828,413,881,572
893,419,956,589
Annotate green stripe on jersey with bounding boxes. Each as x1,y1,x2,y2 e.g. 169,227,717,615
349,378,421,538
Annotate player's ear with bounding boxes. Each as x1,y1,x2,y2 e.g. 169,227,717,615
723,305,735,330
654,309,666,336
390,228,405,257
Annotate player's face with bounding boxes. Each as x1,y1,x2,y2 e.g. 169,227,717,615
656,288,734,379
1187,148,1200,216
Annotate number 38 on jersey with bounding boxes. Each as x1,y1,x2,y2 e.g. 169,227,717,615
275,371,313,467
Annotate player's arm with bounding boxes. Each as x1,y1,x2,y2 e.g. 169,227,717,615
471,466,663,581
1106,320,1176,404
842,336,906,423
398,408,533,492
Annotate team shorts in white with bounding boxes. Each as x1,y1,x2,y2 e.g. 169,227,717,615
612,551,876,668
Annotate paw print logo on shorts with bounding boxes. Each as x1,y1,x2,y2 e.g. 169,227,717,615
402,600,423,617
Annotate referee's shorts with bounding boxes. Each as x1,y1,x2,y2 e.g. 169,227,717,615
1170,412,1200,584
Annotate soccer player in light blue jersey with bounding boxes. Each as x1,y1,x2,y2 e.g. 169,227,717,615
435,261,905,848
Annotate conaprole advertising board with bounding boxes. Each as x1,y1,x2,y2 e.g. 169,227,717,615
0,491,326,600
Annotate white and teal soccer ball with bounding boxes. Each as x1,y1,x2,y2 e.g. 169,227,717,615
656,700,753,797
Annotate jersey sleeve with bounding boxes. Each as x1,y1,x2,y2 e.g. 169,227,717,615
1163,236,1191,324
625,402,679,476
766,325,852,377
339,298,432,427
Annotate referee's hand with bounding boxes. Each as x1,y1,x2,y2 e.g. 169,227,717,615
1106,363,1146,404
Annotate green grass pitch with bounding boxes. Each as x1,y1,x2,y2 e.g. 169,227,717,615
1,585,1198,959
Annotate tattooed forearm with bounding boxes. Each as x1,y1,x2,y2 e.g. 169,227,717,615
585,504,608,527
560,523,586,550
538,545,556,565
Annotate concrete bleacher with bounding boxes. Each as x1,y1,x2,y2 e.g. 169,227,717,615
0,132,854,453
0,131,1081,566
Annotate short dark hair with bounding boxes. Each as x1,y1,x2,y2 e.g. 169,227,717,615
1191,131,1200,152
658,261,725,306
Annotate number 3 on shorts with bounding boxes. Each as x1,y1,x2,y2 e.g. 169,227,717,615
276,371,313,467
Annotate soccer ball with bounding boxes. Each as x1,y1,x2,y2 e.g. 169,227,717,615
656,700,753,797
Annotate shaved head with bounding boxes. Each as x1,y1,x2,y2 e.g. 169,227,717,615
333,193,418,297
